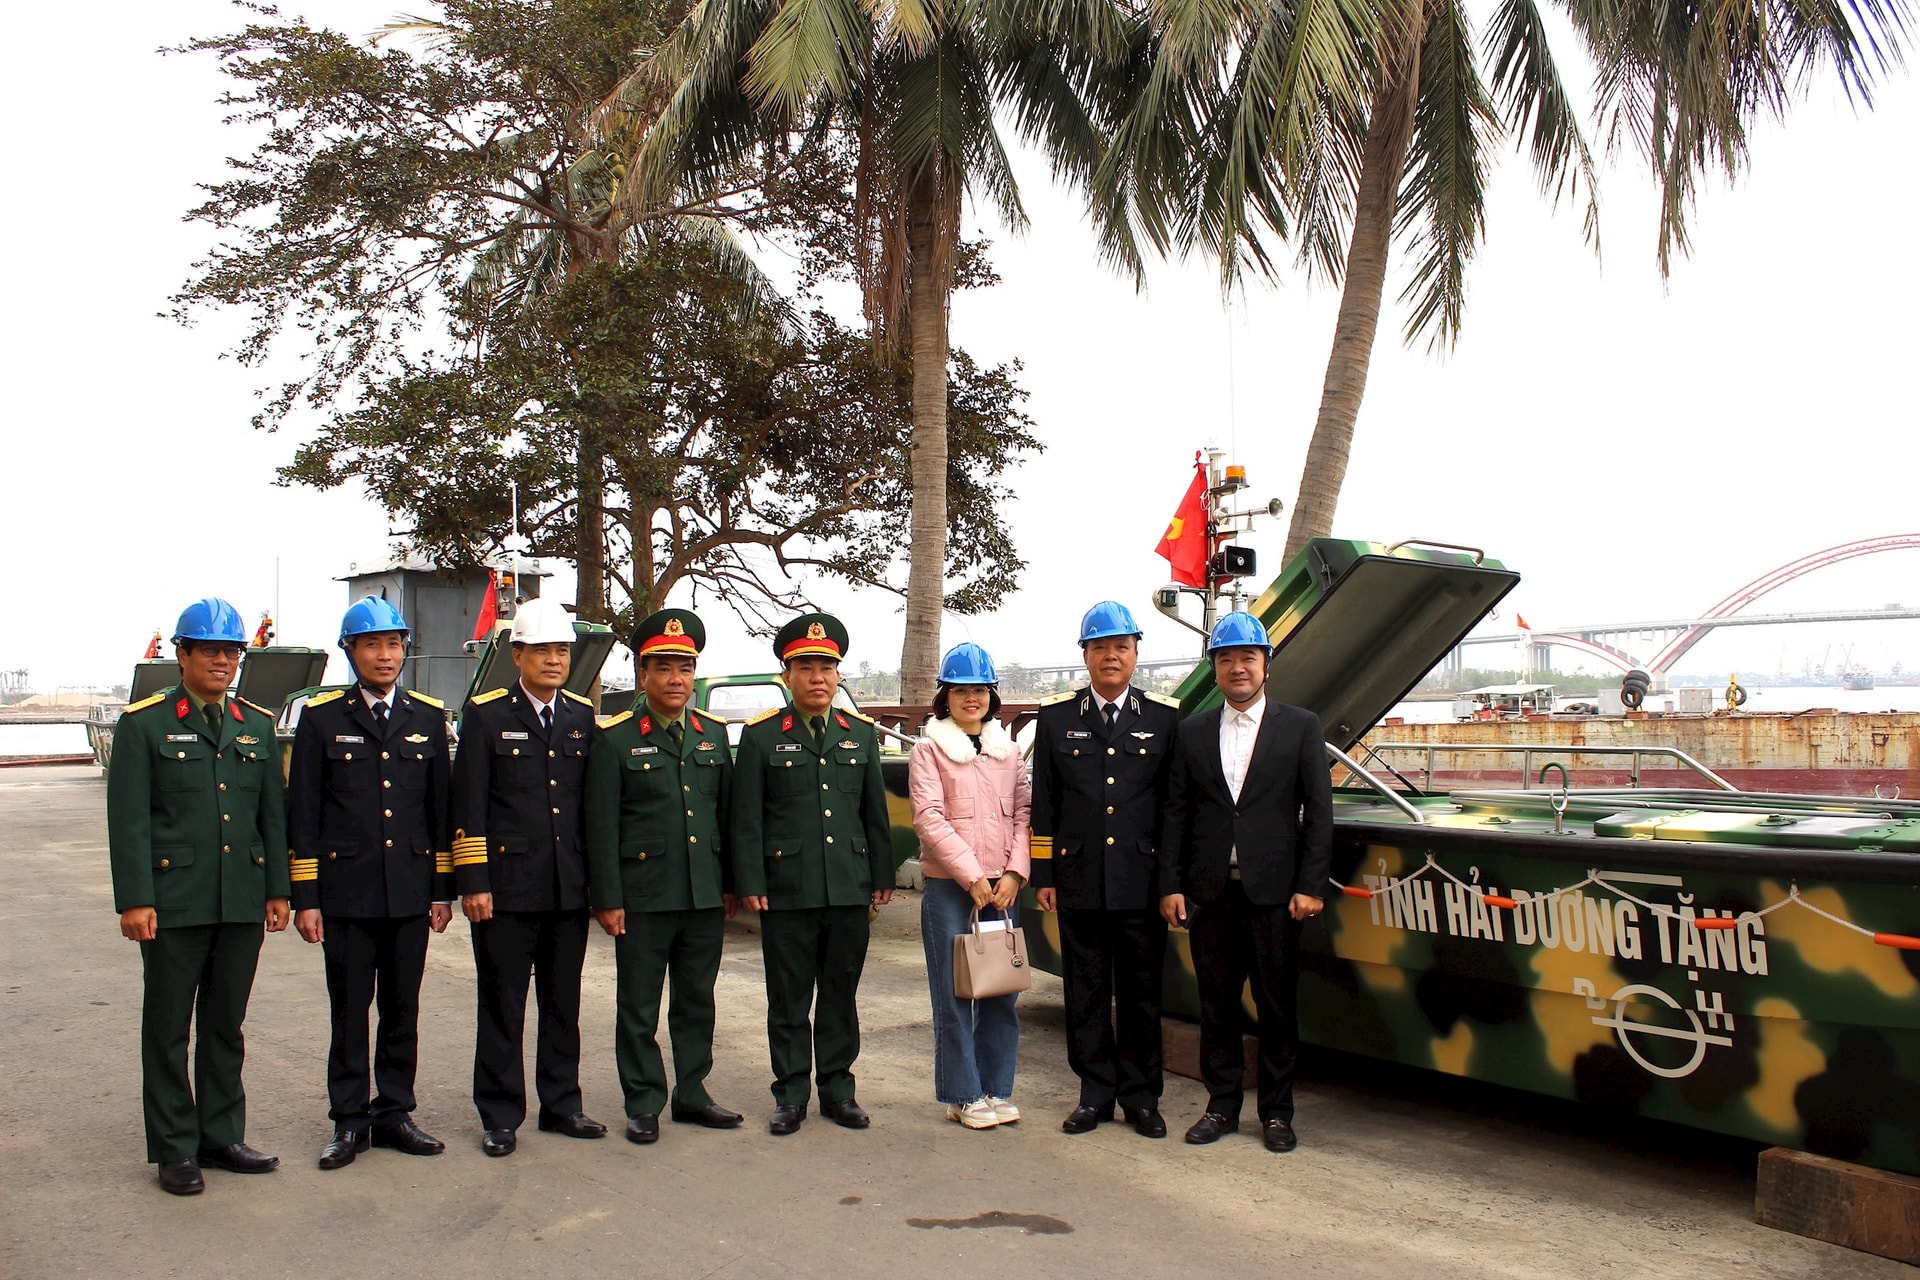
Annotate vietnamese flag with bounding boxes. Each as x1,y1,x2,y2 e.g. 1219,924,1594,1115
1154,455,1209,587
472,570,500,641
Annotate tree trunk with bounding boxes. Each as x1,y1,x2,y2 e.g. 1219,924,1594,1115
898,177,950,706
1282,44,1424,563
576,434,607,621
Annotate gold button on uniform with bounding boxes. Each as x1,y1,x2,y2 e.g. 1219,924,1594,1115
218,782,227,791
689,836,698,845
1106,806,1114,814
383,808,393,818
328,852,337,860
382,779,391,789
1107,747,1116,756
686,809,695,818
823,809,832,818
382,751,390,760
551,807,560,815
384,839,393,848
826,836,834,845
222,844,230,853
1106,836,1115,845
159,859,171,869
1106,776,1115,785
222,813,231,822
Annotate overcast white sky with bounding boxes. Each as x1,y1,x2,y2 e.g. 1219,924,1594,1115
3,0,1916,692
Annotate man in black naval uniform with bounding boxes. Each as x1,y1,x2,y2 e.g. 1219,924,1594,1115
730,613,894,1135
107,597,291,1195
287,596,454,1169
586,608,742,1144
1030,600,1182,1138
450,597,607,1156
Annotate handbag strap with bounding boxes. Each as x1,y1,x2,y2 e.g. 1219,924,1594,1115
967,905,1018,953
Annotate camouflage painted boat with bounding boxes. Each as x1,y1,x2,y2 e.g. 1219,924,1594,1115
1024,539,1920,1176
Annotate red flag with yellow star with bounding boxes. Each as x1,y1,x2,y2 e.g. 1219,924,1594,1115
1154,455,1209,587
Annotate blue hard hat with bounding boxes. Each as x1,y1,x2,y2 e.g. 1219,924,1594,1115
172,598,247,645
1207,610,1272,654
339,596,410,648
936,642,999,687
1079,601,1142,644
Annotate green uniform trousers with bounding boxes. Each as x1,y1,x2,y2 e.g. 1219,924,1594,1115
760,905,869,1106
139,922,263,1163
613,907,724,1117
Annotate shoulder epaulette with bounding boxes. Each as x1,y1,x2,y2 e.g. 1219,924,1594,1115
236,696,274,718
124,692,166,714
408,690,444,709
840,707,875,726
561,689,594,706
306,688,346,708
1039,690,1076,706
471,687,509,705
598,710,633,730
1144,692,1182,709
746,706,784,726
692,708,728,724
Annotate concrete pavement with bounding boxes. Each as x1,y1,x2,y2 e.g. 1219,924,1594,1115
0,765,1899,1278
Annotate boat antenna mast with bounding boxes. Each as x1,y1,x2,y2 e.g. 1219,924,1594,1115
1152,444,1283,652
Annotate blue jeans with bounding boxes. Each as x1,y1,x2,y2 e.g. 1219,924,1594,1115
922,876,1021,1105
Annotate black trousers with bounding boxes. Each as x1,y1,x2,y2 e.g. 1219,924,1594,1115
139,922,262,1163
1189,881,1303,1123
1056,907,1166,1111
322,914,430,1131
470,909,590,1131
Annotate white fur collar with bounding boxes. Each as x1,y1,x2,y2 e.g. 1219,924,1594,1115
922,714,1014,763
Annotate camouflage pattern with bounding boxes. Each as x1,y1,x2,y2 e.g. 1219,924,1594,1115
1025,538,1920,1175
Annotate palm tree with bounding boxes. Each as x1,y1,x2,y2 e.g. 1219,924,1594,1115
1102,0,1904,560
607,0,1126,701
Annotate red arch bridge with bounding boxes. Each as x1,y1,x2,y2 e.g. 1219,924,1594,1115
1450,535,1920,678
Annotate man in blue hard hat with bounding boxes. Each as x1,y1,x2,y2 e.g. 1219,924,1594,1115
286,597,454,1169
1160,611,1332,1154
106,598,292,1195
1030,601,1182,1138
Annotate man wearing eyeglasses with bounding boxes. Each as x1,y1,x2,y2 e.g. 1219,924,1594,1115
107,598,292,1196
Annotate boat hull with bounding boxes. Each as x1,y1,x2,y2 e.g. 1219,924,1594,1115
1024,802,1920,1174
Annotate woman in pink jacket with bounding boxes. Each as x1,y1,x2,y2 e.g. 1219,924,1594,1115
909,642,1032,1129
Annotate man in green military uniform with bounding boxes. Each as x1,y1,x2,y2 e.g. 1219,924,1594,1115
107,598,292,1196
731,613,894,1135
586,608,744,1145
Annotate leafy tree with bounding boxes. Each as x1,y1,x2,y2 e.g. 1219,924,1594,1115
606,0,1125,700
1097,0,1908,559
174,0,1039,646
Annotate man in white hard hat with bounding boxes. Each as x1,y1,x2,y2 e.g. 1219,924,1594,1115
450,598,607,1157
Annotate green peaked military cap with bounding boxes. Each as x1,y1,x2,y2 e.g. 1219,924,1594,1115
774,612,848,663
633,608,706,659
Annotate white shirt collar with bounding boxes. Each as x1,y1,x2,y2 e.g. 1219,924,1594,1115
359,686,394,712
519,680,556,716
1225,693,1266,726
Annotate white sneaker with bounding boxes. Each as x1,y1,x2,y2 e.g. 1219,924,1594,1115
945,1098,1001,1129
989,1097,1020,1124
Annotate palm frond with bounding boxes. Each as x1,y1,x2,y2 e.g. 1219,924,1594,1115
1485,0,1601,251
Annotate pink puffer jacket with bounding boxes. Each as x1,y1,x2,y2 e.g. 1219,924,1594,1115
908,716,1032,886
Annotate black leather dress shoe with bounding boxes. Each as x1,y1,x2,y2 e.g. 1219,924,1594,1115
1060,1104,1114,1135
197,1142,279,1173
482,1129,517,1157
671,1103,744,1129
769,1103,807,1135
157,1159,204,1196
318,1129,371,1170
1184,1113,1240,1144
1263,1118,1299,1152
626,1114,660,1145
820,1099,871,1129
537,1112,609,1139
371,1119,444,1156
1124,1107,1168,1139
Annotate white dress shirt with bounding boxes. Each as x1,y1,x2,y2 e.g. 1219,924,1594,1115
519,680,556,729
360,687,394,717
1219,694,1266,868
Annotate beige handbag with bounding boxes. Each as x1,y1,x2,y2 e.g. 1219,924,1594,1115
953,908,1032,999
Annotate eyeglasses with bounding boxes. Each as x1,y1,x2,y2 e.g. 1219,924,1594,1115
187,644,246,660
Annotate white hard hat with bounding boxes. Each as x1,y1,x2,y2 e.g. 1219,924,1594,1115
509,598,578,645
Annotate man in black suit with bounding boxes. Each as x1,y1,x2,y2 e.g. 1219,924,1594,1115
451,598,607,1156
1030,601,1182,1138
1160,611,1332,1153
288,597,453,1169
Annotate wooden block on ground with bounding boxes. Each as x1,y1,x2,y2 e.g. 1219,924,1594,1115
1755,1146,1920,1265
1162,1018,1257,1088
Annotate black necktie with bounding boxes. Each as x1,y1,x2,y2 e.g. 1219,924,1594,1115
371,700,388,729
541,705,554,735
1103,703,1117,733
